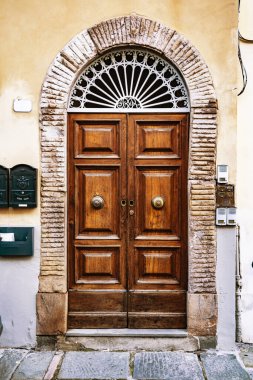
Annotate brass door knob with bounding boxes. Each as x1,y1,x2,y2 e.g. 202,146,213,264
91,195,104,209
151,196,164,209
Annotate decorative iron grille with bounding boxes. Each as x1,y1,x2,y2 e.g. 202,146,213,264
69,49,190,111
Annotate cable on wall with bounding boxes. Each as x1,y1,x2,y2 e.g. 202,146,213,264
238,0,253,95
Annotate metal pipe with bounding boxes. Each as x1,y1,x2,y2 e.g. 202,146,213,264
235,224,242,342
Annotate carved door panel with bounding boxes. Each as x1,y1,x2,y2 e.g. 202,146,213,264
127,114,188,328
68,114,127,328
68,113,188,329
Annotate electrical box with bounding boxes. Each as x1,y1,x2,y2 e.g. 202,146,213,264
216,208,227,226
0,227,34,256
227,207,237,226
9,165,37,208
0,165,9,208
13,98,32,113
217,165,228,184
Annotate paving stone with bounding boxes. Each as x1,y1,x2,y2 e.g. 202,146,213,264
44,351,64,380
12,351,54,380
0,349,28,380
58,351,130,379
133,351,204,380
200,353,251,380
241,351,253,367
247,368,253,380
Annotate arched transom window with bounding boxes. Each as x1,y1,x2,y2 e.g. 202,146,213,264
68,48,190,112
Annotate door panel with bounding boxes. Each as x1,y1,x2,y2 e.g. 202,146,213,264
68,114,127,328
74,120,120,158
68,113,188,329
74,246,121,285
75,166,120,238
135,167,180,239
134,246,181,287
135,121,182,159
127,313,186,329
127,114,188,328
128,291,186,312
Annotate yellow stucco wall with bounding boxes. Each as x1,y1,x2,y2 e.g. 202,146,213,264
0,0,238,347
0,0,238,182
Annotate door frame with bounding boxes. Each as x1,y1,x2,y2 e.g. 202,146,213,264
37,15,218,337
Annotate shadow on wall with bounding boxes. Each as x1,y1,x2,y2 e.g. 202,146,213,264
0,316,3,336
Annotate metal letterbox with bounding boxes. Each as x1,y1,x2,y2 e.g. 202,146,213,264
9,165,37,208
0,227,34,256
0,165,9,208
216,184,235,208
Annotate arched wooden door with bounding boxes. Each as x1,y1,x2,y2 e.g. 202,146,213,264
67,113,188,329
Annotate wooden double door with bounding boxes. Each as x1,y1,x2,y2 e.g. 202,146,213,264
68,113,188,329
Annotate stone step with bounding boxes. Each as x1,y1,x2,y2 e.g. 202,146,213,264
66,328,188,337
62,335,199,352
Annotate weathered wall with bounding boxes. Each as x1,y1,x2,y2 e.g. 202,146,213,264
217,228,236,350
238,0,253,343
0,0,237,347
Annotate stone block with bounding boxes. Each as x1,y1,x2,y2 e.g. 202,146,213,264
36,292,67,335
201,353,250,380
241,351,253,368
133,351,204,380
39,275,67,293
12,352,54,380
0,350,28,380
58,352,129,379
65,336,199,352
199,336,217,350
187,293,217,336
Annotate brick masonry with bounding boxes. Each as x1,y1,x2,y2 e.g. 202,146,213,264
39,15,218,335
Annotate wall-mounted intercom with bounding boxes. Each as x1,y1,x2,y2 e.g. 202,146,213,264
227,207,237,226
9,164,37,208
0,165,9,208
217,165,228,184
216,207,237,226
216,208,227,226
216,164,236,226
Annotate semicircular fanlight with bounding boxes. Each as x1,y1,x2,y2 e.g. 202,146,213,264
69,49,190,111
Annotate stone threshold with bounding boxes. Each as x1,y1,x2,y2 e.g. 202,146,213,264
66,328,188,337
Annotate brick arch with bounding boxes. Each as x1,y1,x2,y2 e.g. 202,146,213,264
38,15,217,336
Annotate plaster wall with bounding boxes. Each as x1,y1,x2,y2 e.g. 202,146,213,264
0,227,40,347
0,0,237,347
217,228,236,350
238,0,253,343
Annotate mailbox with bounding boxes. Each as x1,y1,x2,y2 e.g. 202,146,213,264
9,165,37,208
216,184,235,208
0,227,34,256
0,165,9,208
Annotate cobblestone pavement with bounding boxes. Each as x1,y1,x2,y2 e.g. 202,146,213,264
0,347,252,380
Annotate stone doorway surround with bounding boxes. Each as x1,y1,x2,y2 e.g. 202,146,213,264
37,15,218,337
